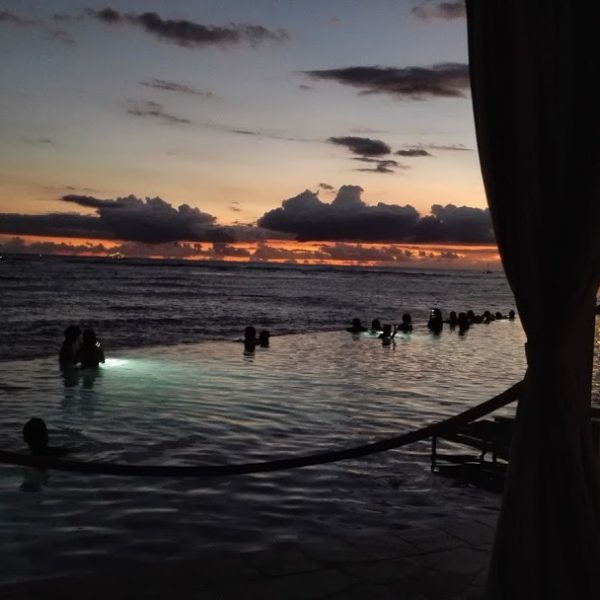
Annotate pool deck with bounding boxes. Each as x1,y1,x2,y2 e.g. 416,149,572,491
0,514,495,600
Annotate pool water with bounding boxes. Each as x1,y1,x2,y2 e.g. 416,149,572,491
0,322,538,584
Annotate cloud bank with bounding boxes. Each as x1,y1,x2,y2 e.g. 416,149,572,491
0,187,494,246
258,186,493,243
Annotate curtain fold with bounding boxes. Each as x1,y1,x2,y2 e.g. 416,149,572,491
466,2,600,598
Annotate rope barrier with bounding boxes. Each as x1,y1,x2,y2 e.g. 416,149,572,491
0,381,522,477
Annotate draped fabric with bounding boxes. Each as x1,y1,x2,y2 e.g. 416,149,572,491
466,2,600,598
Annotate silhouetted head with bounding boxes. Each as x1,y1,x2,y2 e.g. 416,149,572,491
449,311,458,322
244,326,257,341
82,329,97,346
432,308,442,320
258,330,270,346
382,324,392,336
508,310,515,320
64,325,81,343
402,313,412,324
495,312,503,320
23,418,48,453
371,319,381,331
352,318,362,328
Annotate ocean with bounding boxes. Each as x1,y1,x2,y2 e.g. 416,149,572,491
0,254,518,362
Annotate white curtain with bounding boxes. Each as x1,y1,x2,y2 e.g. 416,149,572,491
466,2,600,598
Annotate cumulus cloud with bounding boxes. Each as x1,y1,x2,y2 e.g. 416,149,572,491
258,186,493,243
328,136,391,157
305,63,469,100
88,8,288,48
258,186,420,242
414,204,494,243
412,2,466,21
140,78,215,98
0,194,280,244
126,100,191,125
395,148,432,157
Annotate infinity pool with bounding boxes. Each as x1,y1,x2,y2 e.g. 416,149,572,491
0,324,528,584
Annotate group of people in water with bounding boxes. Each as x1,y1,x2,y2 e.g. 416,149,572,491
241,326,270,352
59,325,105,369
347,308,516,344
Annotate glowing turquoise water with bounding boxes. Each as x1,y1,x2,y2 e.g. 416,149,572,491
0,325,529,583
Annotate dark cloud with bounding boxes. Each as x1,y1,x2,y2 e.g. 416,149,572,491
0,195,278,245
412,2,466,21
414,204,494,243
318,183,335,191
0,11,36,25
0,188,494,248
258,186,493,244
88,8,288,48
0,213,111,239
305,63,469,100
126,100,191,125
141,78,214,98
395,148,432,157
258,186,420,242
427,143,471,151
353,158,403,174
328,136,391,157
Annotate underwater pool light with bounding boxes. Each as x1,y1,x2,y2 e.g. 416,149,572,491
103,358,129,368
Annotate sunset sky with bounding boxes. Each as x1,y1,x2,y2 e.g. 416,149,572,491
0,0,497,268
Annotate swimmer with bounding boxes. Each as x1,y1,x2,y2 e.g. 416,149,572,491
243,325,259,351
79,329,105,369
446,311,459,328
258,330,270,348
427,308,443,334
23,418,69,457
458,312,470,335
508,310,516,320
346,318,366,334
397,313,413,333
59,325,81,369
370,319,382,334
379,324,397,346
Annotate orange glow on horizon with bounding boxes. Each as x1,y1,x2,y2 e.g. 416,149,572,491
0,235,501,269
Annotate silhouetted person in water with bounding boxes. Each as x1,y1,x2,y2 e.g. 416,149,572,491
446,311,459,328
370,319,382,334
427,308,443,334
258,330,270,347
495,311,505,320
379,324,396,346
466,310,482,324
482,310,494,324
59,325,81,369
347,318,366,333
244,326,258,351
458,312,470,335
508,310,516,320
397,313,413,333
79,329,105,369
22,418,69,457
